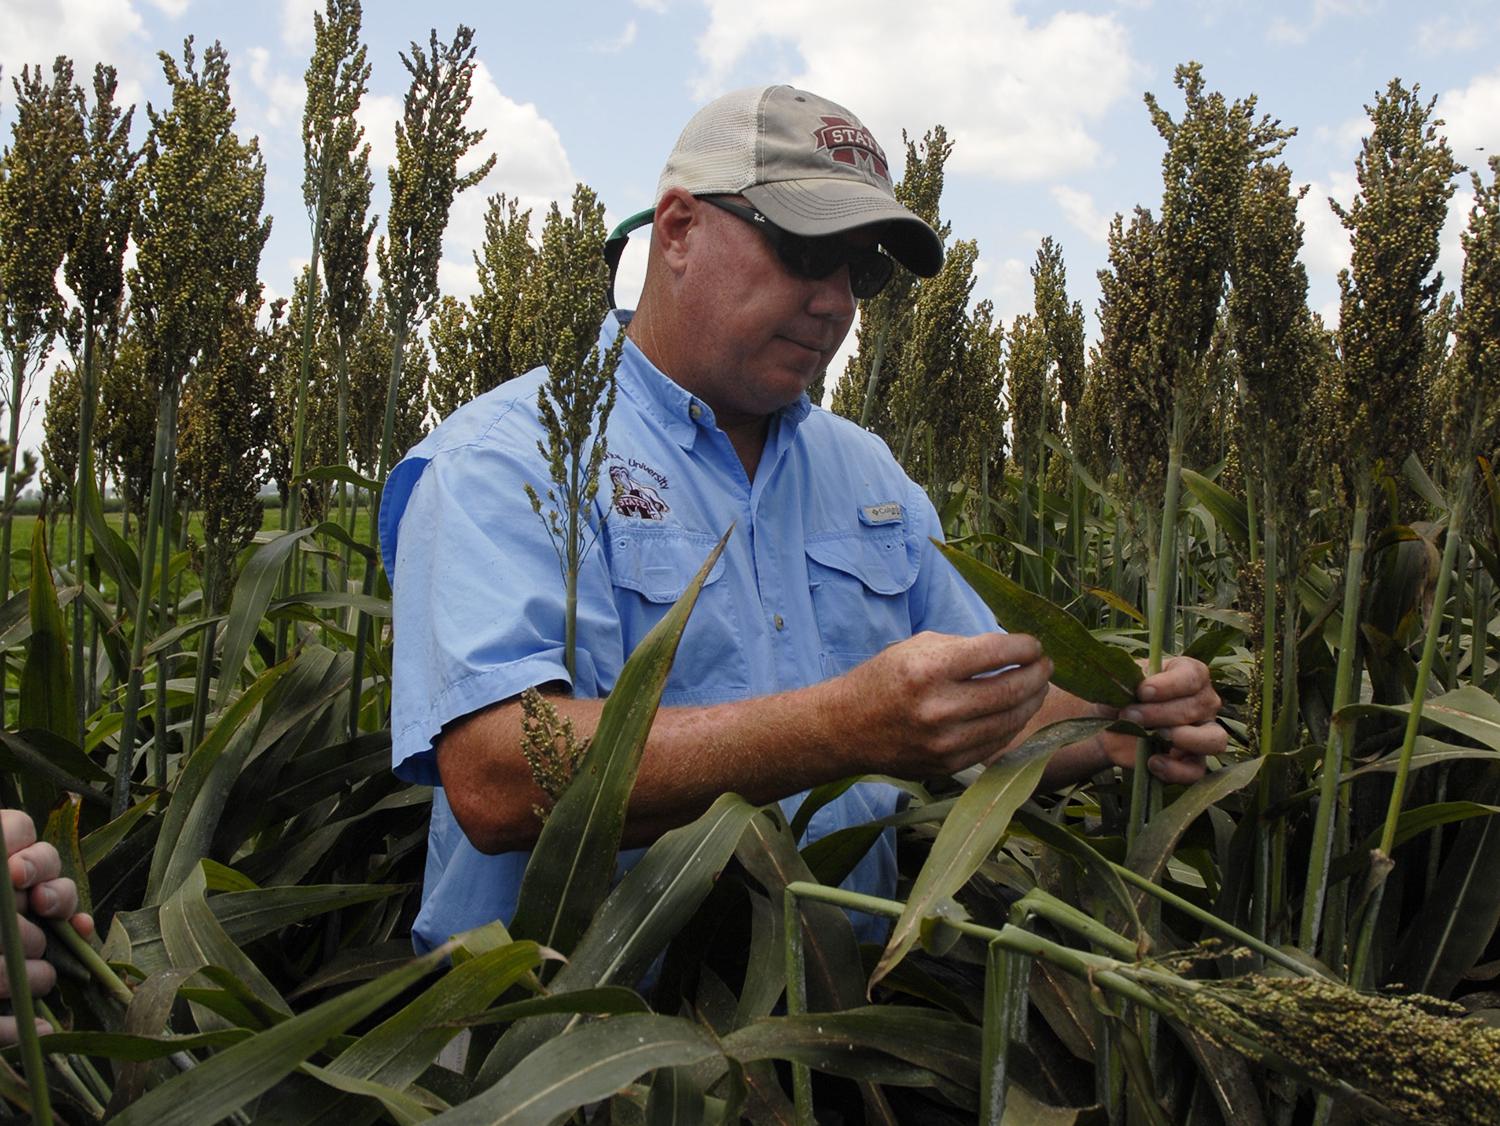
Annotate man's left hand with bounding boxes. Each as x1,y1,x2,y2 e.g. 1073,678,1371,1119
1098,656,1225,784
2,809,94,1044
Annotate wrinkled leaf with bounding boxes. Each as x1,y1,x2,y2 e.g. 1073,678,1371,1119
722,1007,979,1091
1126,757,1262,894
42,794,92,917
1084,586,1146,626
480,793,757,1086
105,881,405,975
1394,776,1500,996
146,659,290,905
1331,802,1500,884
82,469,139,609
935,542,1143,708
1338,686,1500,752
871,723,1098,990
159,864,290,1028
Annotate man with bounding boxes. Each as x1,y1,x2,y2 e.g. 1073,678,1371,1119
2,809,93,1044
380,85,1223,954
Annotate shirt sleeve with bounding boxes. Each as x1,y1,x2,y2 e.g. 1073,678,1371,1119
904,477,1004,638
384,423,623,785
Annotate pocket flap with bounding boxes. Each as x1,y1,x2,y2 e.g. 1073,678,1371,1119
608,526,726,603
805,528,917,595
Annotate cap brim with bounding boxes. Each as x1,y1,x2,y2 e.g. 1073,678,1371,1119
743,178,944,277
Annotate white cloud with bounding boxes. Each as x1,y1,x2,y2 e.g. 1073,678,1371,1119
1418,15,1484,55
281,0,320,50
1051,186,1111,244
975,253,1031,326
1299,172,1356,289
357,92,402,173
1438,184,1473,303
1311,110,1371,161
434,62,577,301
1438,69,1500,159
593,20,638,54
244,45,305,129
690,0,1137,182
147,0,190,16
0,0,151,111
634,0,669,12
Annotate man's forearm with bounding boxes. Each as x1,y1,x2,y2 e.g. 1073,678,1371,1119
438,678,856,853
437,631,1057,854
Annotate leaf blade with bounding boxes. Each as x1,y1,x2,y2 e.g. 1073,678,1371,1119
935,541,1142,708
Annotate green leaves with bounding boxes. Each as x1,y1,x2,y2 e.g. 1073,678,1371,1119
214,527,318,708
510,529,730,957
935,540,1143,707
870,723,1091,990
109,943,453,1126
19,520,75,742
437,1015,720,1126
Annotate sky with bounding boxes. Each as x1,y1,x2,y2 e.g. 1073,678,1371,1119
3,0,1499,462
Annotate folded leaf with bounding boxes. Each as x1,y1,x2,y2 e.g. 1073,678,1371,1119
935,541,1143,708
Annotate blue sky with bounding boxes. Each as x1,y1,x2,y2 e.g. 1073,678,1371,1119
4,0,1499,457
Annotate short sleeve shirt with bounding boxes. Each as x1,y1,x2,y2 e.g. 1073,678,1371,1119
381,312,998,953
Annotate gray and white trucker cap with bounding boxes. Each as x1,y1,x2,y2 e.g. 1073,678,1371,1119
655,84,944,277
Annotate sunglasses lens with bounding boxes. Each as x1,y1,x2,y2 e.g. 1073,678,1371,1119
849,251,894,299
775,236,893,299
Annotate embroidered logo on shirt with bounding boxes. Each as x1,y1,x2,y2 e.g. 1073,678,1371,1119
609,461,670,519
861,501,903,525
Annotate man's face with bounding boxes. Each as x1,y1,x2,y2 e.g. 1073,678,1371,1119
676,196,865,426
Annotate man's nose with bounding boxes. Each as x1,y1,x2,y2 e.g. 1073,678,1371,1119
807,264,857,320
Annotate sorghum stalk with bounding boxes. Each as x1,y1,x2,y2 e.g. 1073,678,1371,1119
1350,471,1473,987
72,330,101,747
1130,400,1186,847
857,324,889,431
1251,500,1280,949
0,841,53,1123
1299,472,1370,956
783,888,814,1125
113,379,177,816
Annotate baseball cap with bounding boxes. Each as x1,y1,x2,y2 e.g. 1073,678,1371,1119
605,85,944,302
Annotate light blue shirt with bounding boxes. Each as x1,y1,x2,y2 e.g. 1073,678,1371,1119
380,312,998,954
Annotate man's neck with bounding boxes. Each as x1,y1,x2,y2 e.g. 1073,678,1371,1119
625,310,769,479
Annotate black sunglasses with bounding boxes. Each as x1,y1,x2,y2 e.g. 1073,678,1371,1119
699,197,895,300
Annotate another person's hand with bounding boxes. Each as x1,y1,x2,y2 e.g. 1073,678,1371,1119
830,630,1054,778
2,809,94,1043
1098,656,1226,784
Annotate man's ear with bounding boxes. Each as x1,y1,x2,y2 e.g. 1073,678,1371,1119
653,188,697,274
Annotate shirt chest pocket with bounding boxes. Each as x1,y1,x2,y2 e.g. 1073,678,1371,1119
805,525,918,676
606,524,749,703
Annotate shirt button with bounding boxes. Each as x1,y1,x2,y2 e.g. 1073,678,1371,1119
689,403,703,420
773,614,785,631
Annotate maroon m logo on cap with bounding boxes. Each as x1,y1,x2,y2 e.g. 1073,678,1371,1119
812,116,891,183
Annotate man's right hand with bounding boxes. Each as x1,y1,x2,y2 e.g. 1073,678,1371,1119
827,631,1053,778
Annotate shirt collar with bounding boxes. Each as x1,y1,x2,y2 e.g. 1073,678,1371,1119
604,310,814,450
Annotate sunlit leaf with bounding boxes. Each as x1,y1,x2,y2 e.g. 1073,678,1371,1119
935,542,1143,708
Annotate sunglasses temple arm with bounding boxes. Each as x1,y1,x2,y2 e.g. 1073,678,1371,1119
603,208,657,309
